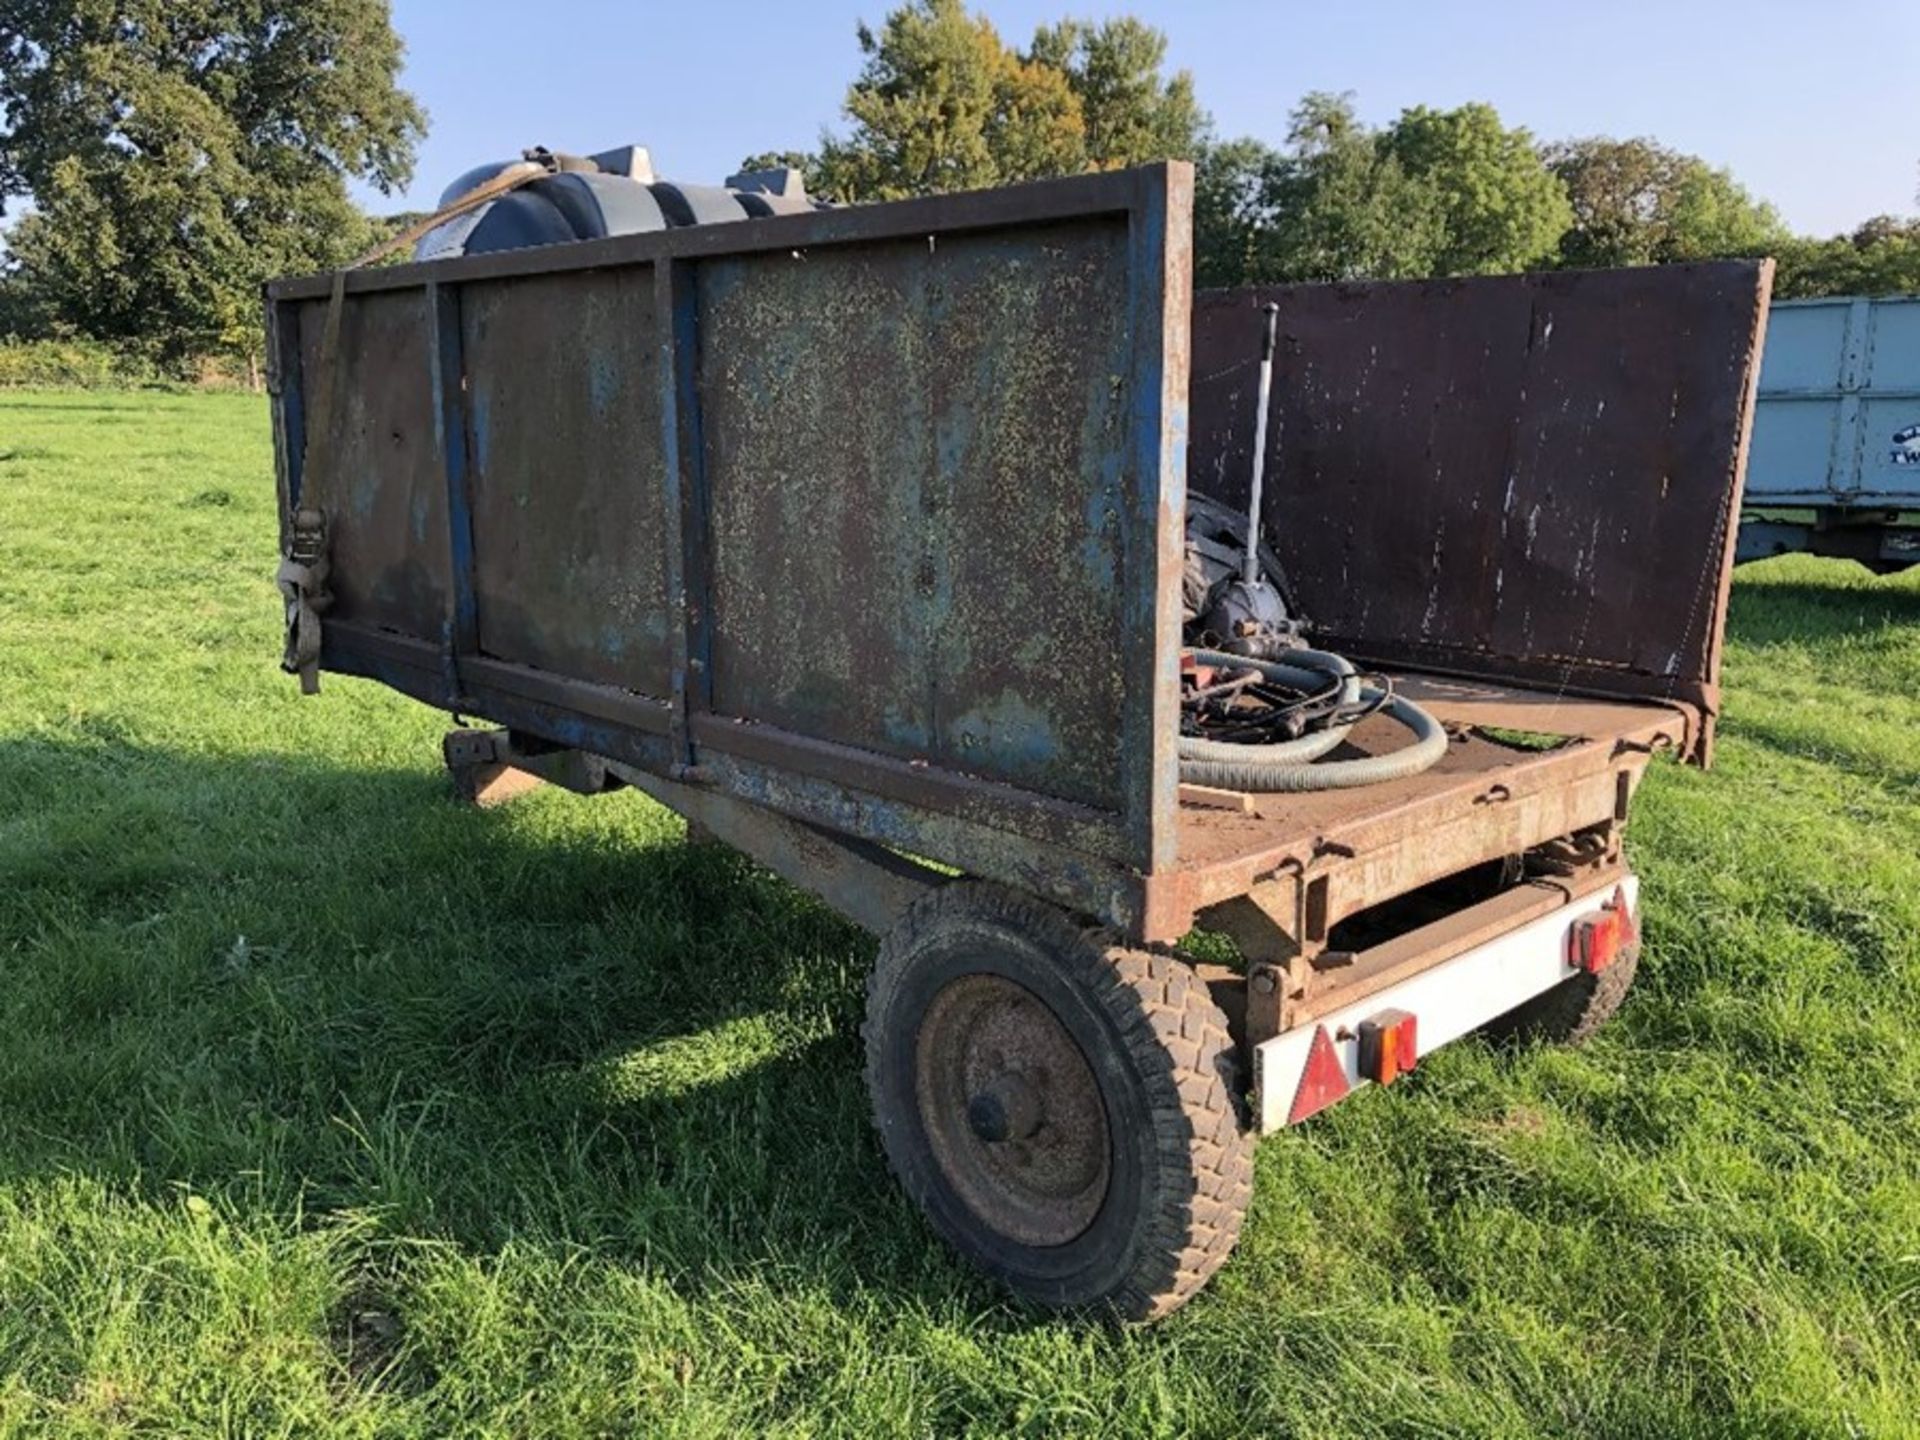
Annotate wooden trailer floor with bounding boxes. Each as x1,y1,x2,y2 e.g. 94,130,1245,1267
1166,671,1691,922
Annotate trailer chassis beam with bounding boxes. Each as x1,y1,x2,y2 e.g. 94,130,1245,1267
444,727,944,936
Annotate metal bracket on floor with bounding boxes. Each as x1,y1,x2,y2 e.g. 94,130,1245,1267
443,727,617,806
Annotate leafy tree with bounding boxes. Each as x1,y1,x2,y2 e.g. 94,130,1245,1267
0,0,426,369
748,7,1909,302
1027,17,1202,169
1192,136,1281,288
0,249,53,339
734,149,821,182
786,0,1080,202
743,0,1197,203
1378,103,1570,275
1546,137,1786,268
1257,93,1447,283
1546,137,1689,267
1660,159,1788,261
1774,216,1920,298
1196,95,1553,287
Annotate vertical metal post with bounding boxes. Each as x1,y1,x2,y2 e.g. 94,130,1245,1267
428,280,477,700
1242,301,1280,585
1840,297,1872,496
657,257,712,775
1120,162,1193,876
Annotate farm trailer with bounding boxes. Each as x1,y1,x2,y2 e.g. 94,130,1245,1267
266,162,1770,1319
1737,293,1920,571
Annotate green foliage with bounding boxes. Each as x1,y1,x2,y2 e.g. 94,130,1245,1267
0,336,261,388
0,1,426,365
746,0,1198,203
1665,160,1793,261
1197,95,1557,286
1191,135,1281,288
0,337,161,388
1379,103,1571,276
794,0,1078,201
768,6,1913,300
733,149,818,181
1026,16,1203,170
1266,93,1449,282
1,389,1917,1432
1774,216,1920,299
1548,137,1789,268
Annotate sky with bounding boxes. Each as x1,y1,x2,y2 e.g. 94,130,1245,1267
371,0,1919,236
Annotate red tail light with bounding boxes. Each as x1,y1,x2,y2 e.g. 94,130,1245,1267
1569,886,1638,975
1358,1009,1418,1085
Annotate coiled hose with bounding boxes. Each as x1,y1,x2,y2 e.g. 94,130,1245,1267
1180,648,1449,792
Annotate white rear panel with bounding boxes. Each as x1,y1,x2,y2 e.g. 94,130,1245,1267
1254,875,1639,1133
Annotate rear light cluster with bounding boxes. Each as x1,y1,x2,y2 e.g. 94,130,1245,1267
1358,1009,1418,1085
1285,1008,1420,1124
1284,885,1637,1127
1569,886,1638,975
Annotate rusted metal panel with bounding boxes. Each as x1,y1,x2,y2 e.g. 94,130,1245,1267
1134,670,1681,939
265,298,303,552
1190,262,1771,762
1123,166,1193,873
271,165,1191,890
265,169,1147,305
695,216,1138,813
460,266,672,694
293,288,448,638
316,617,1150,929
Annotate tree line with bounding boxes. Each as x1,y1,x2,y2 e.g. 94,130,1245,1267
3,0,1916,377
749,1,1919,298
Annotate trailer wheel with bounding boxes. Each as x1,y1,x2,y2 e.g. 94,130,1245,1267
863,883,1252,1320
1486,943,1640,1046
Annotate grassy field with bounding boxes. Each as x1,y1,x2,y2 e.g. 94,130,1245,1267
0,388,1915,1437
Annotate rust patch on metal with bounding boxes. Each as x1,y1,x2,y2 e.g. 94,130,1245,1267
295,289,447,636
914,973,1112,1246
461,266,672,694
696,218,1135,811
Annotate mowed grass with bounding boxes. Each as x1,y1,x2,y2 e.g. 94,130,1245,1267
0,388,1916,1438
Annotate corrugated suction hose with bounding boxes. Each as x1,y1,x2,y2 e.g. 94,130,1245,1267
1179,648,1449,792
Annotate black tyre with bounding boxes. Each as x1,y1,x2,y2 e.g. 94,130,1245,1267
1485,944,1640,1046
863,883,1252,1320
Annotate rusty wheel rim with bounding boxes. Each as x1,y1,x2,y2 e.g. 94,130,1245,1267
913,973,1112,1248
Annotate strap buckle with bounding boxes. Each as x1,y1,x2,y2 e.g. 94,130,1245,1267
278,507,332,694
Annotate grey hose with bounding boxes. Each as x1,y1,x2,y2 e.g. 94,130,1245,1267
1179,649,1358,765
1179,648,1449,792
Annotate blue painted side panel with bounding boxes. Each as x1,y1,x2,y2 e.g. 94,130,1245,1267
1748,296,1920,507
271,165,1192,881
693,216,1142,814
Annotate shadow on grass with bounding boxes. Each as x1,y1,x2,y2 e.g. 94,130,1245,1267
1720,712,1920,794
1725,573,1920,648
0,732,970,1315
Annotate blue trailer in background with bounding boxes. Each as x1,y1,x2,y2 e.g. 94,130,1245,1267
1739,294,1920,571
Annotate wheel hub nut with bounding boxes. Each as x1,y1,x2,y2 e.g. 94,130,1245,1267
966,1075,1043,1144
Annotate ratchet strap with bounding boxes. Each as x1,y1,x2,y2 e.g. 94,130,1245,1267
277,506,332,693
279,151,567,693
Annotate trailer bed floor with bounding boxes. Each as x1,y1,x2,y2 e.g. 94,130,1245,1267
1166,671,1688,923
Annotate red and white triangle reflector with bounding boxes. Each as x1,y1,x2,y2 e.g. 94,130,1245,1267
1287,1025,1350,1125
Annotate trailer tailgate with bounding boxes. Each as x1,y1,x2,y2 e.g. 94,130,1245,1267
1190,262,1773,763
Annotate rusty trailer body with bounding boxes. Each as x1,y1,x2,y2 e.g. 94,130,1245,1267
266,162,1770,1318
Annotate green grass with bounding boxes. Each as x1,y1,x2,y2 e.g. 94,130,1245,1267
0,388,1916,1438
